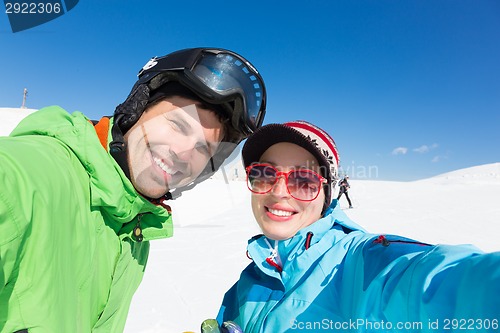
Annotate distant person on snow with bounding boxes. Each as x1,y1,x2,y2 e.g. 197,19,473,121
337,175,353,208
0,48,267,332
200,120,500,333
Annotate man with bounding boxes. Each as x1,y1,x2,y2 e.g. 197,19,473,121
0,48,266,332
337,175,353,208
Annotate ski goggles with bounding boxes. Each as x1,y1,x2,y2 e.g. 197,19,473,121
246,164,327,201
137,48,266,137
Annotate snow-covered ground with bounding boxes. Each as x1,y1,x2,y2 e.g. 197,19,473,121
1,108,499,333
0,107,37,134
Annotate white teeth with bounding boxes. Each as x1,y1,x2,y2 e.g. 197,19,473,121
153,157,175,175
268,208,294,217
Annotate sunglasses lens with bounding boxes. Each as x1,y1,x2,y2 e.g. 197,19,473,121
288,170,322,201
247,165,277,193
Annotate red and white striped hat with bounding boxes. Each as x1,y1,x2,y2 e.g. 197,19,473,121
242,120,340,210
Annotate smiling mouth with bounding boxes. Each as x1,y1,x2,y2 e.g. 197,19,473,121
153,156,177,175
267,207,296,217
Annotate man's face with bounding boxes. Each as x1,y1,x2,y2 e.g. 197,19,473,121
124,96,224,198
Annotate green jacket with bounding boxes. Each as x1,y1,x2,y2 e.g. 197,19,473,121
0,106,173,332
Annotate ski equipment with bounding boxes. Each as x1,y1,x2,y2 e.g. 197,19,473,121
201,319,243,333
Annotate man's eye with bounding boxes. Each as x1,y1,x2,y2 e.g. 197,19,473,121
169,120,186,133
195,143,210,156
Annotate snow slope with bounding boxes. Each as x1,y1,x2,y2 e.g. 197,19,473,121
0,107,37,135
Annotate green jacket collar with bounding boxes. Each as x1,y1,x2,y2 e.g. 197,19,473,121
10,106,173,241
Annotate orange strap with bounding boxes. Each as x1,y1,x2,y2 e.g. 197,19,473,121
91,117,110,151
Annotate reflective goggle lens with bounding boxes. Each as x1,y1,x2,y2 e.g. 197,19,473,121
192,52,265,132
246,164,325,201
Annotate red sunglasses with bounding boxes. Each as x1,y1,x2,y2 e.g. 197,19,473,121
246,163,327,201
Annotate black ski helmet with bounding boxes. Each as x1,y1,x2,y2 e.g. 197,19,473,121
110,47,267,199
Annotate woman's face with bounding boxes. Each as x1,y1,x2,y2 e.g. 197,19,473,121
251,142,326,240
124,96,224,198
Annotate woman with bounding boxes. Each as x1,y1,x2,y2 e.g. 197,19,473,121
212,121,499,333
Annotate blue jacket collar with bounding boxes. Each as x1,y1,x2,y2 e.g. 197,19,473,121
247,200,365,278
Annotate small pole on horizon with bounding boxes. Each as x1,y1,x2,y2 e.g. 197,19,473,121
21,88,28,109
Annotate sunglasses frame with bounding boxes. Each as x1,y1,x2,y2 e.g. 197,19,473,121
245,163,327,202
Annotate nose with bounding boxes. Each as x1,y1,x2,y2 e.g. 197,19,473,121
174,148,194,162
271,176,290,198
169,138,197,162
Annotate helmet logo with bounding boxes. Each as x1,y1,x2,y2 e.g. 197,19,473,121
142,58,158,71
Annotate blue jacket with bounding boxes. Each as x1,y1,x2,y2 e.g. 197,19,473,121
217,200,500,332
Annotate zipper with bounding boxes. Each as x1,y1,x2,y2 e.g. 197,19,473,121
133,214,144,242
373,235,430,247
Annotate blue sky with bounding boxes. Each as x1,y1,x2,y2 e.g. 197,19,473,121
1,1,499,181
